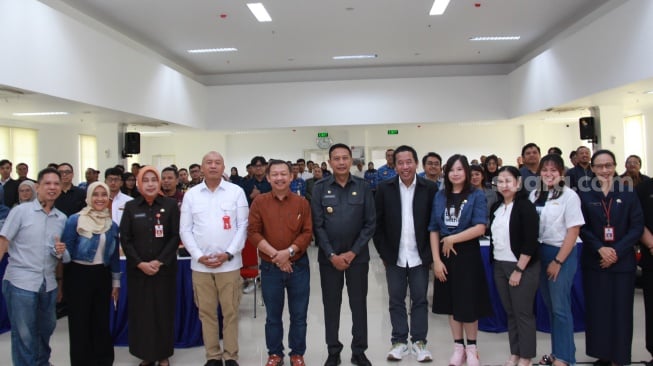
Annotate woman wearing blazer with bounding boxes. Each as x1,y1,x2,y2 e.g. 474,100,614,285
489,166,540,366
579,150,644,366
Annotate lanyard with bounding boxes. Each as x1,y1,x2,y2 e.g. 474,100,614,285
601,198,613,226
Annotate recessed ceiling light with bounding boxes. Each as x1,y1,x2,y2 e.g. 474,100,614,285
247,3,272,22
332,54,378,60
187,48,238,53
469,36,521,41
430,0,451,15
645,90,653,94
13,112,69,116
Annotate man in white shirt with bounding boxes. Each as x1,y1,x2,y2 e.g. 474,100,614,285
104,167,133,225
373,145,438,362
180,151,249,366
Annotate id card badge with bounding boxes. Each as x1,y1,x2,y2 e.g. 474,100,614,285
155,224,164,238
223,215,232,230
604,226,615,242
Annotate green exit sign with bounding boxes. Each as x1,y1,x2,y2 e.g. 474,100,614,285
317,132,329,137
387,129,399,135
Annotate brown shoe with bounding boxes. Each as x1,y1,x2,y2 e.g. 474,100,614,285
266,354,283,366
290,355,306,366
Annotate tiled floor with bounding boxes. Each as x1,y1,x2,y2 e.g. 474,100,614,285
0,245,649,365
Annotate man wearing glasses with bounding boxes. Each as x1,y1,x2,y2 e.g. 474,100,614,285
104,167,133,225
54,163,86,217
419,152,444,189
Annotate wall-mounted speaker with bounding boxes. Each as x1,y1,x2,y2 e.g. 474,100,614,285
124,132,141,154
579,117,595,140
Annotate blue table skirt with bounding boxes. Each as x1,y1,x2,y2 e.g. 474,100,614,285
110,258,204,348
478,243,586,333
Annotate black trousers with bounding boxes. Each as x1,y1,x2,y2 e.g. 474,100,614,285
64,262,114,366
319,262,369,356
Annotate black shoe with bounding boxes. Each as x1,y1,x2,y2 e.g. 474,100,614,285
224,360,239,366
324,353,341,366
204,360,223,366
351,353,372,366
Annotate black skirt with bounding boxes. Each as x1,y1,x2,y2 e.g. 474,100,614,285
432,238,492,322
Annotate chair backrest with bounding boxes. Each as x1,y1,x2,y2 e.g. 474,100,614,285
241,240,259,267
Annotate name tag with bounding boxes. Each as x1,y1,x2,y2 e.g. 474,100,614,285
134,213,146,218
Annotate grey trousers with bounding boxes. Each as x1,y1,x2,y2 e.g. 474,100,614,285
493,260,540,359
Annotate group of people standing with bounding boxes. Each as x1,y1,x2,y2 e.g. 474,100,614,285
0,141,651,366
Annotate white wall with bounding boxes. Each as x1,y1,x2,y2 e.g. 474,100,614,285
0,0,207,129
0,118,120,183
508,0,653,117
136,119,591,174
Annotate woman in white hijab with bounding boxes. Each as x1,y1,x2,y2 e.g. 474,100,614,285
61,181,121,366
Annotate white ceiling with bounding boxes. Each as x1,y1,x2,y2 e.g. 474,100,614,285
2,0,652,130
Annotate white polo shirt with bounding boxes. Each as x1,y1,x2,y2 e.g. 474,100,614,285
529,186,585,247
111,191,133,226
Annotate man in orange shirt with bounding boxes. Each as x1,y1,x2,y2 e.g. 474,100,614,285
248,159,313,366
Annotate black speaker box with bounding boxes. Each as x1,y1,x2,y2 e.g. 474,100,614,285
124,132,141,154
579,117,595,140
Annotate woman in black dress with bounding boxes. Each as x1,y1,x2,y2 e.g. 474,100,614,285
120,166,180,366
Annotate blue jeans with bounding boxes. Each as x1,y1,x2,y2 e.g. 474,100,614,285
539,244,577,365
260,254,310,357
2,280,58,366
386,263,429,344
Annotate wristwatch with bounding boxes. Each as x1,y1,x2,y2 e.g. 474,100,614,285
288,247,295,258
225,252,234,261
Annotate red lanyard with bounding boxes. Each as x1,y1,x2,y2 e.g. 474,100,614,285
600,198,613,226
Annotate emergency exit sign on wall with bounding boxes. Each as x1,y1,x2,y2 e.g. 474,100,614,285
317,132,329,137
387,129,399,135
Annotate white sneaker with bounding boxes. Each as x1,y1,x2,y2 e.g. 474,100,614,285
449,343,466,366
242,281,256,294
411,340,433,362
465,344,480,366
387,342,409,361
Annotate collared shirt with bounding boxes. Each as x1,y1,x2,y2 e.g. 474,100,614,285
300,171,313,181
111,191,133,226
377,164,397,182
491,202,518,262
418,172,443,190
364,169,378,190
242,176,272,205
55,185,87,216
247,191,312,263
180,180,249,273
398,175,421,267
529,186,584,246
311,174,376,264
290,177,306,197
0,199,67,292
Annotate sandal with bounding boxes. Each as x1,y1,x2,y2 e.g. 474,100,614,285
539,355,554,366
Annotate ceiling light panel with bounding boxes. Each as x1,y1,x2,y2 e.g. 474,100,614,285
430,0,451,16
247,3,272,22
469,36,521,41
332,54,378,60
13,112,69,116
187,48,238,53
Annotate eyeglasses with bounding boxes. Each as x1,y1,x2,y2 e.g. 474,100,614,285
253,164,265,168
626,161,641,166
425,162,441,167
106,177,122,183
57,170,73,175
592,163,615,170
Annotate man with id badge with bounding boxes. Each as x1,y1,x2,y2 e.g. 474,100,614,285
180,151,249,366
